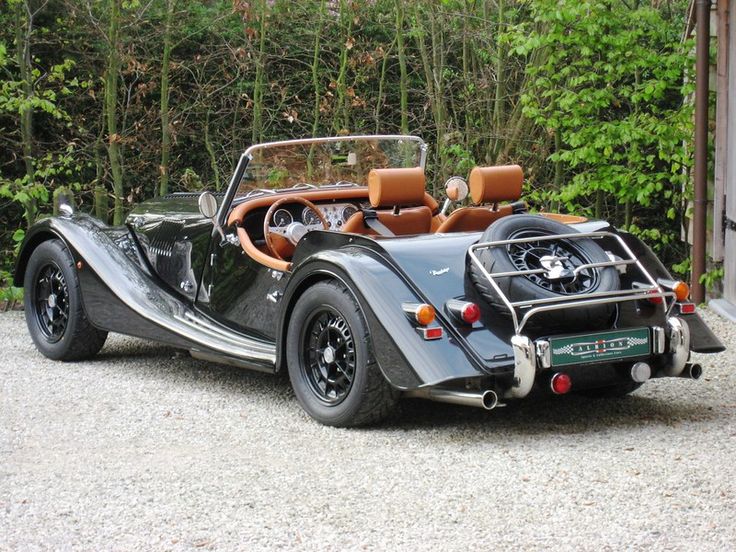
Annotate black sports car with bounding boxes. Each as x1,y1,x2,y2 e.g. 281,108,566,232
15,135,725,426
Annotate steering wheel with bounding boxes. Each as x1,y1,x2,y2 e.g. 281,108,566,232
263,197,330,261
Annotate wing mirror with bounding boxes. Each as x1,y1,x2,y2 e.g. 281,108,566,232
198,191,218,219
440,176,468,216
199,191,227,243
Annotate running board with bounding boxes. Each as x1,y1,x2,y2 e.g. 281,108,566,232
189,349,276,373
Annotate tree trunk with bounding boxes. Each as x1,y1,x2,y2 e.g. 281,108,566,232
158,0,176,196
374,38,394,133
204,109,221,190
251,0,267,144
105,0,124,224
395,0,408,135
15,0,37,226
334,0,353,134
491,0,506,159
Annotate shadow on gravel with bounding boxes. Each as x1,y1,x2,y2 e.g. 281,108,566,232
384,393,717,436
91,338,715,435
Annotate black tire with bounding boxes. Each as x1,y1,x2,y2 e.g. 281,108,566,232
286,280,398,427
469,214,620,329
23,239,107,361
577,381,644,398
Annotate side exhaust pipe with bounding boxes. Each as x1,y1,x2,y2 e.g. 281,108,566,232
678,363,703,380
405,387,499,410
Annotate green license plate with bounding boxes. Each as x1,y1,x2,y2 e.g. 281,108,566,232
549,327,650,367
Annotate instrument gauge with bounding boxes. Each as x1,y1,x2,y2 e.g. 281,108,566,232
341,205,359,222
302,207,322,226
272,208,293,227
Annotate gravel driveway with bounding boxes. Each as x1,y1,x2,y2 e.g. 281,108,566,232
1,309,735,551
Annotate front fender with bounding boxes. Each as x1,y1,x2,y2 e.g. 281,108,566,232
280,246,497,390
14,214,277,365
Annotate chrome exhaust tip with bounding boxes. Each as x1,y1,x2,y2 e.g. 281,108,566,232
404,387,499,410
480,390,499,410
679,363,703,380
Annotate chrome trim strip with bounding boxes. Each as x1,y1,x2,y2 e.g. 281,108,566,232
652,326,666,354
535,339,551,369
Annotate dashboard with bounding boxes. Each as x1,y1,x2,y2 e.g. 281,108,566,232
269,202,361,232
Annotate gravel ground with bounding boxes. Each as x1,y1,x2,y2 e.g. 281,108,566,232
1,309,735,551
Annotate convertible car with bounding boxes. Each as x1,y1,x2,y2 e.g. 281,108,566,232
15,135,725,426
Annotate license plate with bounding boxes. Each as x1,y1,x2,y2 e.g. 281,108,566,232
549,328,650,367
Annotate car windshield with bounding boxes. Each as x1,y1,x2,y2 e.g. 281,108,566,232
235,136,425,197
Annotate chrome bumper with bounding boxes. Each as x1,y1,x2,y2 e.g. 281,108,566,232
505,317,691,399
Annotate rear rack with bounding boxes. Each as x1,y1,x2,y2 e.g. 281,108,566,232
467,231,675,334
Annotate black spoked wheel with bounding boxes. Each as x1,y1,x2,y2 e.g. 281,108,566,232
23,239,107,361
286,280,398,427
33,263,70,342
469,215,620,329
302,308,356,405
506,230,599,295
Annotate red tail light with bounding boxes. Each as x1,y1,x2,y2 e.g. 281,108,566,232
647,289,664,305
446,299,481,325
550,373,572,395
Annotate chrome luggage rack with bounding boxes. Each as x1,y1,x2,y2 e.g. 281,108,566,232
467,231,675,335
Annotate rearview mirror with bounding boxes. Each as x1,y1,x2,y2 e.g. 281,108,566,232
198,191,218,219
444,176,468,202
440,176,469,216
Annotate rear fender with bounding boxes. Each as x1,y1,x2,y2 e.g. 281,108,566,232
280,246,497,390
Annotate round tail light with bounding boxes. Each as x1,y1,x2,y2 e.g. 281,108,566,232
460,302,481,324
550,373,572,395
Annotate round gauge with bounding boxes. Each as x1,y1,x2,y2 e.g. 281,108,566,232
341,205,359,222
302,207,321,226
272,208,293,227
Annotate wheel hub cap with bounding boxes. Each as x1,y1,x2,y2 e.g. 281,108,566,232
539,255,574,282
322,345,336,364
47,293,58,309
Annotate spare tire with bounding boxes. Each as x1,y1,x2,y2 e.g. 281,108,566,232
469,215,620,330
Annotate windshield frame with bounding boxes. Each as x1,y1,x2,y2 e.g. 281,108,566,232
217,135,428,227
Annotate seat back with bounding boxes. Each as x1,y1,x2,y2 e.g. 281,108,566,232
435,164,523,233
343,167,432,236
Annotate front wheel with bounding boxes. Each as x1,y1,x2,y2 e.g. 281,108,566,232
286,280,398,427
23,239,107,361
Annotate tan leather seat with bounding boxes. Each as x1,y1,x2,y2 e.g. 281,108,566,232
342,167,432,236
435,165,523,233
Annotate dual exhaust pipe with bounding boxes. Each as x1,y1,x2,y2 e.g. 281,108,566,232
406,361,703,410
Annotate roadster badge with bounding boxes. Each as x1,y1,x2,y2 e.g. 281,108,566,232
430,267,450,276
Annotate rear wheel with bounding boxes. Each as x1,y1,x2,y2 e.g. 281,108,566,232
23,239,107,361
286,280,398,427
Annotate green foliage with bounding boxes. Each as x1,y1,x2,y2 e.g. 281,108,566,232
508,0,692,259
700,266,724,291
0,0,701,285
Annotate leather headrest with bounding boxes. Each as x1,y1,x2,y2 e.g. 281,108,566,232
469,165,523,204
368,167,426,208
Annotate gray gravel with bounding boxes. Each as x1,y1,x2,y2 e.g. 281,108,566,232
1,309,735,551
